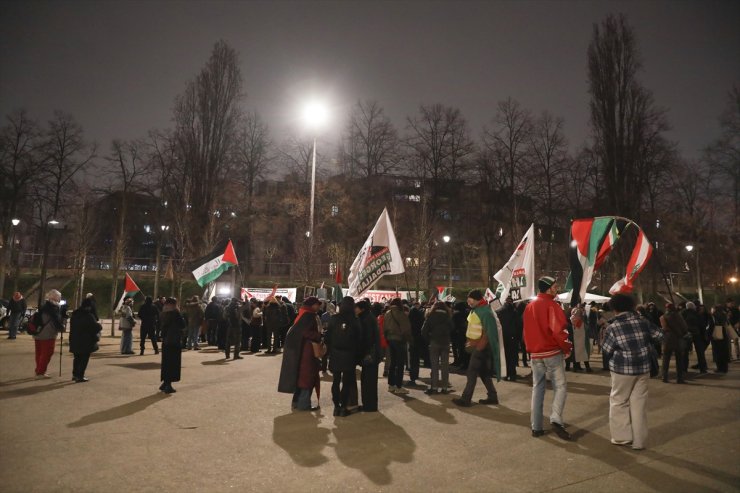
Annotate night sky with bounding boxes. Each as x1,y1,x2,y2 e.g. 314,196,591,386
1,0,738,159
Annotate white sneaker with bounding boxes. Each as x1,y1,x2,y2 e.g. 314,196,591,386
395,387,409,395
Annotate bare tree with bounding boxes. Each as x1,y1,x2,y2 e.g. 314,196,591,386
0,110,45,298
173,40,242,257
34,111,95,306
482,98,533,241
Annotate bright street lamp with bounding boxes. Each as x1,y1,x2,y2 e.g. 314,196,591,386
11,218,20,226
442,235,452,287
302,100,328,283
685,244,702,303
302,100,329,130
685,244,694,252
443,235,451,243
48,220,60,226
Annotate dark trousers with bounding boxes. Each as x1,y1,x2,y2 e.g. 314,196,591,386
504,338,519,378
360,363,379,411
206,319,219,345
140,326,159,353
662,339,685,381
217,325,227,350
520,340,529,367
241,324,250,351
711,338,729,373
689,335,708,372
250,325,262,352
225,338,241,359
408,343,420,381
388,341,407,388
72,352,90,379
461,348,497,403
332,370,355,408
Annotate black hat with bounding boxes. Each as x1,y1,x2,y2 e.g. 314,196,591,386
538,276,556,292
467,289,483,301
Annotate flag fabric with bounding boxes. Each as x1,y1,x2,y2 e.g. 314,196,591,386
334,266,343,304
493,224,536,302
191,240,239,288
115,273,141,313
609,229,654,295
566,217,613,305
164,257,174,280
485,288,498,303
594,218,628,270
347,208,405,298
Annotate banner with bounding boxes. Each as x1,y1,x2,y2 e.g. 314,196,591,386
347,208,405,298
241,287,297,303
493,224,536,302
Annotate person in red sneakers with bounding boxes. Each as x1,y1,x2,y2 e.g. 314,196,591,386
523,276,572,440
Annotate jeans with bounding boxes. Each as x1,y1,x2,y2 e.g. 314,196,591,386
292,388,312,410
9,312,22,338
429,342,450,389
120,329,133,354
388,341,407,388
531,353,567,431
187,325,200,349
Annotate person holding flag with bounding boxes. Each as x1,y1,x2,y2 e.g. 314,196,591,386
119,297,136,355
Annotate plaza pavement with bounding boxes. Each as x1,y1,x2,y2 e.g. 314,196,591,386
0,325,738,493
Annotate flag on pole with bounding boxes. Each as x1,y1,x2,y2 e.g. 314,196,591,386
164,257,174,280
609,229,653,295
566,217,613,305
347,208,405,298
334,265,343,304
191,240,239,288
115,273,141,313
493,224,536,302
594,218,628,270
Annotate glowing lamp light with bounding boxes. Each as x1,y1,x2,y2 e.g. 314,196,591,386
443,235,451,243
302,100,328,129
11,218,20,226
685,245,694,252
218,286,232,295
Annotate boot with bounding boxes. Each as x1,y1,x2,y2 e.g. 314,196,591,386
584,362,593,373
140,349,145,356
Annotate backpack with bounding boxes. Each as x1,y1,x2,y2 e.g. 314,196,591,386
26,311,44,336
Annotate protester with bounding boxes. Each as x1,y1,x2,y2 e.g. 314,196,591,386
34,289,64,378
325,296,361,417
278,297,322,411
249,299,263,353
602,294,663,450
119,297,136,355
263,296,283,353
407,301,426,386
383,298,412,394
570,303,592,372
204,296,223,346
497,296,523,381
85,292,100,321
450,301,468,370
710,306,731,373
224,298,242,360
138,296,160,355
357,300,382,412
159,298,185,394
659,303,688,383
69,298,102,382
184,295,204,350
452,289,501,407
681,301,707,373
7,291,26,339
422,301,453,394
523,277,572,440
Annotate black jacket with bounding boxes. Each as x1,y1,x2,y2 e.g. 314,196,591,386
497,303,523,342
359,310,383,365
421,309,453,345
204,301,223,321
160,310,186,347
138,302,160,329
69,308,102,354
325,313,361,372
9,298,27,315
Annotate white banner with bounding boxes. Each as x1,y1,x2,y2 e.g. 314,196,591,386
493,224,536,302
342,289,411,303
347,208,405,298
241,287,298,303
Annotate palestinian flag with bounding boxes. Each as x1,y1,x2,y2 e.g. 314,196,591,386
191,240,238,288
594,218,629,270
334,265,343,304
123,273,141,298
566,217,613,305
609,229,653,295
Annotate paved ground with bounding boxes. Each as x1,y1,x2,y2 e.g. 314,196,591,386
1,327,738,493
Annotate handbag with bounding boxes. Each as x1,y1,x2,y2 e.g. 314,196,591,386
312,341,327,359
712,325,725,340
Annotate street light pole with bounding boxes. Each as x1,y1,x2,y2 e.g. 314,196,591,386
309,137,317,254
685,244,703,304
443,235,452,288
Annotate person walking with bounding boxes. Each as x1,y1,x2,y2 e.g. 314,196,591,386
224,298,243,360
383,298,412,395
710,306,731,373
497,296,523,381
325,297,362,416
659,303,688,383
184,295,204,350
278,297,323,411
33,290,65,378
69,298,102,382
602,294,664,451
357,300,382,412
452,290,501,407
422,301,453,394
681,302,707,373
138,296,160,355
7,291,26,339
159,298,185,394
119,297,136,355
523,276,572,440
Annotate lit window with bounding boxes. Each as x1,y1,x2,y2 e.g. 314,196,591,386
331,205,339,216
409,195,421,202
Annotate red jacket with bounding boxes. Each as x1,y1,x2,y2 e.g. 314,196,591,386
523,293,572,359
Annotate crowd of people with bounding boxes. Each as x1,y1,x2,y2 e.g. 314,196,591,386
8,281,739,449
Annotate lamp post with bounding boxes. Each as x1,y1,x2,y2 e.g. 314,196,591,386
443,235,452,287
153,224,169,298
685,244,703,304
302,100,328,283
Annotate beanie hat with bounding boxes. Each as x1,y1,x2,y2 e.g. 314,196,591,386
303,296,321,307
538,276,556,292
686,302,696,310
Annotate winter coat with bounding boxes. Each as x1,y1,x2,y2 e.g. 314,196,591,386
383,306,411,343
660,310,688,349
278,309,321,393
138,302,160,330
325,313,362,372
119,305,136,330
184,301,204,329
421,309,453,346
204,301,223,321
160,309,185,383
35,300,63,340
69,308,101,354
497,303,523,342
523,293,572,359
359,310,383,365
9,297,26,315
681,308,702,337
263,302,284,331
